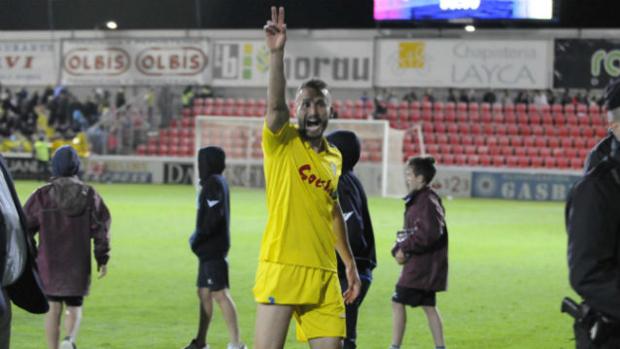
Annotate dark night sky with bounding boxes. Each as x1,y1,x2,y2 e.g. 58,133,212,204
0,0,617,30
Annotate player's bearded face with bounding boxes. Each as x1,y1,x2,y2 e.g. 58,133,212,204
296,88,330,140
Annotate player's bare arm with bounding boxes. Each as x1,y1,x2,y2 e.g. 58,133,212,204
332,202,361,304
264,6,289,133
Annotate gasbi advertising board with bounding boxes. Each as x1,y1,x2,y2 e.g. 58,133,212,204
554,39,620,88
0,41,57,85
212,40,373,88
471,171,580,202
60,38,210,85
376,39,550,89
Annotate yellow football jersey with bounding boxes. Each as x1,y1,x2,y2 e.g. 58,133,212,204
259,121,342,271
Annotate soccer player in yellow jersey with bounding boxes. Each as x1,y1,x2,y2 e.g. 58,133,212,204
253,7,361,349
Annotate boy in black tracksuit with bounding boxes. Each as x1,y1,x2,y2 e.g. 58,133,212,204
184,147,246,349
326,130,377,349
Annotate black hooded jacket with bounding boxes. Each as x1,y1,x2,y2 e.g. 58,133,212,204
584,132,616,173
326,131,377,277
190,147,230,261
566,158,620,320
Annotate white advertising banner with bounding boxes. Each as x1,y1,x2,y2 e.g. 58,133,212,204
0,41,57,85
60,38,210,85
212,40,373,88
431,168,472,198
376,39,550,89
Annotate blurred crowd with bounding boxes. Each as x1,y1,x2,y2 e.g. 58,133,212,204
368,87,605,119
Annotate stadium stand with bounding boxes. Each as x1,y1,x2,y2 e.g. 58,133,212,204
136,96,606,170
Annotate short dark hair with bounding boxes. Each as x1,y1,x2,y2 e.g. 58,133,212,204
297,79,331,103
407,156,437,184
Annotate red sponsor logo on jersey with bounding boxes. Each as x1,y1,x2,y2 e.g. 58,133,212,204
298,164,335,196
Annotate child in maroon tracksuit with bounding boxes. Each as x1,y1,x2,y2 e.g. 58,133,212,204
390,156,449,349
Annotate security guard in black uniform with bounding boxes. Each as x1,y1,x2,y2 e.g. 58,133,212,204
565,81,620,348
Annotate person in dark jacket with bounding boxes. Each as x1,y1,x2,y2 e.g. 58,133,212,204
23,145,111,349
185,147,246,349
0,155,49,349
584,78,620,173
390,156,448,349
326,130,377,349
566,156,620,348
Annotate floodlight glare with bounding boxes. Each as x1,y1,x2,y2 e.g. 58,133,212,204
106,21,118,30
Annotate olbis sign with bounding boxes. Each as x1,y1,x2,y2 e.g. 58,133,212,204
61,38,210,85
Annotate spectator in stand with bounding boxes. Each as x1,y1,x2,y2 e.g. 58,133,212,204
447,89,457,103
374,89,388,119
533,90,548,106
546,89,556,105
514,91,531,105
182,85,195,108
458,89,469,103
482,89,497,104
498,90,511,105
423,89,435,103
82,96,99,126
41,86,54,106
360,91,370,104
561,88,572,105
403,90,417,103
198,85,213,99
115,88,126,109
466,89,477,104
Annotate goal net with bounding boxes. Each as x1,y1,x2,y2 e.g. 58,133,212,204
195,116,409,197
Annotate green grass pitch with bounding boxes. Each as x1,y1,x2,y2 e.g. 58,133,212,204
10,181,577,348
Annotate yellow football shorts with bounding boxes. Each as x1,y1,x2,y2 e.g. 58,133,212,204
253,261,346,341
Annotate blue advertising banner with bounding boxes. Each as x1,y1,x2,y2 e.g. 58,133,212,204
472,171,581,201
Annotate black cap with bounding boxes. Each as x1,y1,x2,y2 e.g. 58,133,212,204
604,78,620,110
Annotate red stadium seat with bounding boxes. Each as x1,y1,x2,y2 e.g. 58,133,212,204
510,136,523,147
461,135,474,145
557,158,570,169
492,155,505,167
523,147,536,157
548,137,560,148
514,147,526,157
531,157,544,168
506,156,519,167
544,157,557,168
517,156,530,168
492,103,503,114
469,103,479,114
467,155,480,166
501,146,513,156
570,158,583,169
477,146,490,155
455,154,467,166
551,104,563,114
441,154,455,165
479,155,491,166
561,138,574,148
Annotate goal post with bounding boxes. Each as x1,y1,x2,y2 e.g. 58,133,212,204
194,116,409,197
